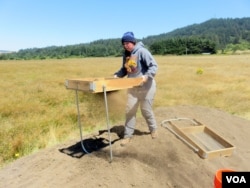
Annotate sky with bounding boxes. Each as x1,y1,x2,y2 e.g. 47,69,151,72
0,0,249,51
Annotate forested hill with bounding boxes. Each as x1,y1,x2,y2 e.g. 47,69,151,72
143,17,250,49
1,17,250,60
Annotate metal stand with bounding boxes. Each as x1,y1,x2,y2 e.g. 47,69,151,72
103,85,113,162
75,89,89,154
74,84,113,162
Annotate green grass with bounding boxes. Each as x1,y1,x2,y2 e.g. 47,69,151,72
0,55,250,167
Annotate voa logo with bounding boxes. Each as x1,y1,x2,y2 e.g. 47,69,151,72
226,175,246,184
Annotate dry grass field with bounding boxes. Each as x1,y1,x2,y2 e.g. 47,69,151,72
0,55,250,167
155,55,250,117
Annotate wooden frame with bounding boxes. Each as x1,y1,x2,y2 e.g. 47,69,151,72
65,77,143,93
169,121,235,159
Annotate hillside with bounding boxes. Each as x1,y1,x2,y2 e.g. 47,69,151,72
1,17,250,60
144,18,250,48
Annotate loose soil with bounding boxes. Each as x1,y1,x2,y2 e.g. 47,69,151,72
1,105,250,188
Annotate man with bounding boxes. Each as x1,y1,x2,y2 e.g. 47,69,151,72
114,31,158,146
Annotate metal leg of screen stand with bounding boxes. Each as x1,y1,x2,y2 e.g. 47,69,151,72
75,86,113,162
103,85,113,163
75,89,90,154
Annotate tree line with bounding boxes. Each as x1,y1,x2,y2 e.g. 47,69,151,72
0,39,123,60
0,17,249,60
149,37,216,55
0,37,217,60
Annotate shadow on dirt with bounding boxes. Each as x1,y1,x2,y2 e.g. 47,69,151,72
59,125,149,158
59,125,122,158
59,137,115,158
59,125,125,158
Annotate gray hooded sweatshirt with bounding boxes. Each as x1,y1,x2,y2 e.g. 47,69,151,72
115,42,158,79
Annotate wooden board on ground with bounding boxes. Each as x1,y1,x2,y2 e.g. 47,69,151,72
65,77,142,93
169,120,235,159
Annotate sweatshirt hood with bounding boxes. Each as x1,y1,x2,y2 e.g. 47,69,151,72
132,41,144,54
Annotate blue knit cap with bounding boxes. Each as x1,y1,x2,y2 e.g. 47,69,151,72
121,32,136,44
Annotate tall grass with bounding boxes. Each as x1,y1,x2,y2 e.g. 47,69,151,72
0,55,249,167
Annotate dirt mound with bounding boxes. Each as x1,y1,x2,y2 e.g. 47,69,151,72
1,105,250,188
